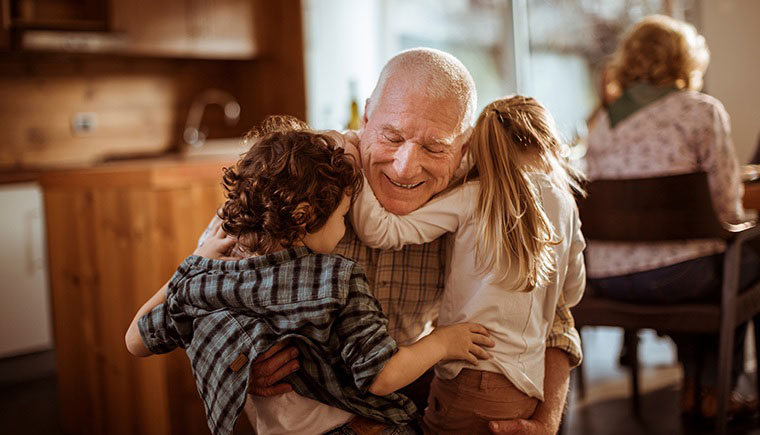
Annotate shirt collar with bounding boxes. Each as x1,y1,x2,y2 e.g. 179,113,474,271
607,82,679,128
187,246,314,271
246,246,314,268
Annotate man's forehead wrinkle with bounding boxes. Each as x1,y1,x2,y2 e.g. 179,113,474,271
380,124,402,134
377,113,456,147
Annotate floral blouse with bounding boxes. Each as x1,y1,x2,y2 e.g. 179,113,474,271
584,90,747,278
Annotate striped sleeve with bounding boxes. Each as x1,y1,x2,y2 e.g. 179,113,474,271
335,263,398,392
138,303,182,354
137,258,197,354
546,292,583,367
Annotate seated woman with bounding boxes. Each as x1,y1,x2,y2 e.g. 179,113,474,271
585,15,760,420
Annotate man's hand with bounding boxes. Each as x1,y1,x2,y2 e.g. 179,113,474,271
488,348,571,435
488,419,551,435
248,339,300,397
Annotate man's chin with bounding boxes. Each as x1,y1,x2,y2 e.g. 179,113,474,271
377,195,428,216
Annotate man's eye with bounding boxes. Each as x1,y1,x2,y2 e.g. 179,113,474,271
383,134,403,143
425,146,446,154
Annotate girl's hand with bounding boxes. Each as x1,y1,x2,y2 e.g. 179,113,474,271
342,130,361,162
431,323,494,365
193,220,238,260
320,130,361,165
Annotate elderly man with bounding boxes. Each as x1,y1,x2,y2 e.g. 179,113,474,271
250,48,581,435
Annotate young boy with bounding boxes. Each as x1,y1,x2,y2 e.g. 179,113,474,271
124,116,493,435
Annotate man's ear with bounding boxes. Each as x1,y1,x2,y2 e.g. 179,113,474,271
460,125,473,154
362,99,370,128
292,202,312,226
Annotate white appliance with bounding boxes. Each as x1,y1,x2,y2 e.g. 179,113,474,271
0,182,53,357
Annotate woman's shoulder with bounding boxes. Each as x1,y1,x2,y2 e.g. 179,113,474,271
670,90,728,115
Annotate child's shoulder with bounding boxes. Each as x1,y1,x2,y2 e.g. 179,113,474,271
300,252,370,291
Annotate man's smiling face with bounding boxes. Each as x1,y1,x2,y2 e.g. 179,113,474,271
358,83,467,215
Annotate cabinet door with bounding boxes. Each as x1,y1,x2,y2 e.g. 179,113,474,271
110,0,193,57
187,0,256,58
0,0,10,50
110,0,257,59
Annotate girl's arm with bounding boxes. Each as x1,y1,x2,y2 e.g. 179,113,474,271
327,129,466,250
351,176,476,250
337,266,493,396
368,323,494,396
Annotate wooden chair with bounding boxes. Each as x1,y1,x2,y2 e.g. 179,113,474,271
572,172,760,435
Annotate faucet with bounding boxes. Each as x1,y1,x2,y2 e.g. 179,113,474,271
183,89,241,149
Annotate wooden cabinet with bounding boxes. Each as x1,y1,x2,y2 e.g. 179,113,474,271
112,0,257,59
6,0,258,58
39,157,253,435
8,0,109,30
0,0,10,49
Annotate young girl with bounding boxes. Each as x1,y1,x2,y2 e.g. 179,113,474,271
125,116,494,435
349,96,587,434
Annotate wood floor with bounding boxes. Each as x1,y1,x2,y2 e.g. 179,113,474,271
567,327,760,435
1,328,759,434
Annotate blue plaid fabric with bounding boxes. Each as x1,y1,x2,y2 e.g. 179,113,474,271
138,247,417,435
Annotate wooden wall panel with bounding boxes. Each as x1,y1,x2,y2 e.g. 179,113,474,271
0,56,259,169
0,0,306,171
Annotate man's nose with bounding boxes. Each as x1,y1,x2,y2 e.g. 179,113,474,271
392,142,422,179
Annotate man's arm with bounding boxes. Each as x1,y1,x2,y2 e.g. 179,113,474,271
488,348,570,435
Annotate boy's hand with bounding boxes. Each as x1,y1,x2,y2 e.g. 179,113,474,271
432,323,494,365
193,220,238,260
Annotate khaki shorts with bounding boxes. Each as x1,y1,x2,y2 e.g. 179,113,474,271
422,369,538,435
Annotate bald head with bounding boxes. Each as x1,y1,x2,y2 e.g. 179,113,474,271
359,48,477,215
366,48,477,134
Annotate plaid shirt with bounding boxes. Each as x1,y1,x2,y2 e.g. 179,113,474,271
138,247,417,435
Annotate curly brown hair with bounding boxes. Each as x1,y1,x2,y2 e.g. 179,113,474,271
219,116,363,255
610,15,709,91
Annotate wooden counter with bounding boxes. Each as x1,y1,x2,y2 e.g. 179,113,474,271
38,156,252,435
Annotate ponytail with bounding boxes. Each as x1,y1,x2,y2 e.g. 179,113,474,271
468,96,582,291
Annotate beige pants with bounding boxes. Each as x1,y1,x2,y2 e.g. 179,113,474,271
422,369,538,435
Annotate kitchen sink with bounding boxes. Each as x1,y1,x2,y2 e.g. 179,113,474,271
182,138,248,159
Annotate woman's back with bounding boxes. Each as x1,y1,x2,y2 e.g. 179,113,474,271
585,89,747,278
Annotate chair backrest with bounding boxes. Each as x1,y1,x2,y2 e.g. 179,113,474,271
579,172,730,242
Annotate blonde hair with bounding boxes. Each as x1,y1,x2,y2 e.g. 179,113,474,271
609,15,709,91
367,47,477,135
467,96,584,292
